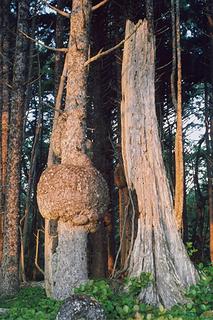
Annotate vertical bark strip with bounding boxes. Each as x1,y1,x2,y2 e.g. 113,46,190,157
121,19,198,308
0,0,29,295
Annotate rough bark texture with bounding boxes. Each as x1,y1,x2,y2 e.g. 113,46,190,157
121,19,198,308
37,0,109,299
52,224,88,300
0,0,28,296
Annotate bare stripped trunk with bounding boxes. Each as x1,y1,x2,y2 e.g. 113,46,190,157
0,0,28,296
121,20,198,308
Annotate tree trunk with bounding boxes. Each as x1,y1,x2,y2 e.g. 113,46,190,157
121,19,198,308
207,0,213,263
171,0,184,232
0,0,28,296
38,0,109,300
0,6,3,265
0,0,10,266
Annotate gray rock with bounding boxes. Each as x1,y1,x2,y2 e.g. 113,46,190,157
56,295,106,320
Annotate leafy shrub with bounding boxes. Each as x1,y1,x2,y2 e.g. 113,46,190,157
0,287,62,320
75,267,213,320
0,266,212,320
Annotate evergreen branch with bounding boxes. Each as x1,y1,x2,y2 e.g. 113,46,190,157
19,30,68,53
84,21,142,66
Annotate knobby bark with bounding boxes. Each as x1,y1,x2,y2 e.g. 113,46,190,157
121,19,198,308
0,0,29,296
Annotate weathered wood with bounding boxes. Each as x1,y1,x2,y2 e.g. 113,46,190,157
121,19,198,308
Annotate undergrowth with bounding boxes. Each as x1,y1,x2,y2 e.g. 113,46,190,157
0,265,212,320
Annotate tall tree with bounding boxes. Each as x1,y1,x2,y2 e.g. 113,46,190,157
121,19,198,307
0,0,29,295
37,0,109,299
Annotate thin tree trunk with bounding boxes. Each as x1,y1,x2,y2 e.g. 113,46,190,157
0,0,10,266
174,0,184,232
121,19,198,308
207,0,213,263
171,0,184,231
205,82,213,263
0,6,3,264
0,0,29,296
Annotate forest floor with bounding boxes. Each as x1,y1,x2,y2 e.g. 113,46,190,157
0,265,212,320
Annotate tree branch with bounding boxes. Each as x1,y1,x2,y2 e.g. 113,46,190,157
42,0,70,18
84,21,142,66
35,229,45,276
19,30,68,53
92,0,109,11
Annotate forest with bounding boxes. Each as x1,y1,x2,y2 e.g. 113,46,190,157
0,0,212,319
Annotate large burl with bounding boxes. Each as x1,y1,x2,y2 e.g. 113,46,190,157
37,164,109,230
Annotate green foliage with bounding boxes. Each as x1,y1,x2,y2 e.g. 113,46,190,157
74,273,152,319
185,242,198,257
75,267,213,320
0,267,212,320
0,287,62,320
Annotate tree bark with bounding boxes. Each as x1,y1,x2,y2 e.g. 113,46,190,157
0,0,29,296
121,19,198,308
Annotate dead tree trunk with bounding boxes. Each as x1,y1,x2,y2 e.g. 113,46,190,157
121,19,198,308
